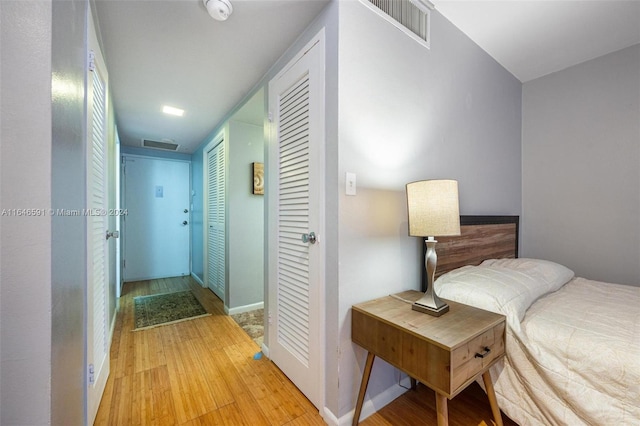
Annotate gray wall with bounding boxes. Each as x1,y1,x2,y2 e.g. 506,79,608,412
1,0,89,423
0,1,55,424
336,1,522,418
522,44,640,286
227,120,265,310
51,0,89,423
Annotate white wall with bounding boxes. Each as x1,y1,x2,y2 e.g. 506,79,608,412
522,44,640,286
227,119,265,310
0,0,54,424
336,1,522,419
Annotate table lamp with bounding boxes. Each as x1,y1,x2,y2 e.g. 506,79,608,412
406,179,461,316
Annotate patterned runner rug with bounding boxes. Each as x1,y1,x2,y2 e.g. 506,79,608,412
133,290,210,331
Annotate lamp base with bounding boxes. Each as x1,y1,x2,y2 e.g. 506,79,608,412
412,301,449,316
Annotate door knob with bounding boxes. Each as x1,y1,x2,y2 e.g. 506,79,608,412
105,230,119,240
182,221,188,225
184,209,188,213
301,232,316,244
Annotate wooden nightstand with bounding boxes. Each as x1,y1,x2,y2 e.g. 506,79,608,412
351,290,506,426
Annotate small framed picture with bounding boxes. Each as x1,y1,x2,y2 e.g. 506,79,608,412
252,162,264,195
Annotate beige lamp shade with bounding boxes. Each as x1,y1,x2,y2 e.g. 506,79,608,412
407,180,461,237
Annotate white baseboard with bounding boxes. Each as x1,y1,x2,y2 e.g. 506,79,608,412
332,378,411,426
226,301,264,315
123,272,191,282
322,407,339,426
109,299,118,342
191,272,204,286
261,342,269,358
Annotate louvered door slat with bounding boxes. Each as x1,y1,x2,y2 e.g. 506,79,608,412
90,68,108,376
207,140,225,300
280,114,310,137
276,72,311,366
269,34,324,409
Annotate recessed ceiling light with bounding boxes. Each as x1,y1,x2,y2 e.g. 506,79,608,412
162,105,184,117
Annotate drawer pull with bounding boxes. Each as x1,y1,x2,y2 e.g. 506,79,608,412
475,347,491,358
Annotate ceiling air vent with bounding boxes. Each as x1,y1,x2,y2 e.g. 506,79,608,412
364,0,434,48
141,138,179,151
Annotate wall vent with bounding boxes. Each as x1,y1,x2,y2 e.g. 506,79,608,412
141,138,179,151
364,0,434,48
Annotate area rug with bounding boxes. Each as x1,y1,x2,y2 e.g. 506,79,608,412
231,308,264,347
133,290,210,331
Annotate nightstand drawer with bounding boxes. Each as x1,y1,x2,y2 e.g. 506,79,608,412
451,321,505,393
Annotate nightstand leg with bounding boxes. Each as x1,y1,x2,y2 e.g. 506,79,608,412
482,370,503,426
435,392,448,426
410,377,417,390
352,352,375,426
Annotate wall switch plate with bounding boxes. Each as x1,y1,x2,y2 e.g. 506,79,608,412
346,172,356,196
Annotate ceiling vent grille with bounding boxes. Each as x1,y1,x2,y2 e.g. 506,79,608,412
364,0,434,48
141,139,180,151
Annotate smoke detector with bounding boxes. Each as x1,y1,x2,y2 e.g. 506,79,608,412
203,0,233,21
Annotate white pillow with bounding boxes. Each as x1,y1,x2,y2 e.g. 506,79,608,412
434,266,535,325
480,258,574,293
434,259,574,326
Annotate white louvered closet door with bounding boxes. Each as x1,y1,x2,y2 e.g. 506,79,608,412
268,31,325,410
87,10,110,424
206,139,225,301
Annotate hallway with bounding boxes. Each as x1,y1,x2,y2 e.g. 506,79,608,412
94,276,323,425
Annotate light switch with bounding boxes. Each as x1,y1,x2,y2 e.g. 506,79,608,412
346,172,356,196
155,185,163,198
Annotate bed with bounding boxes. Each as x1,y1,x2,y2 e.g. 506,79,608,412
430,216,640,426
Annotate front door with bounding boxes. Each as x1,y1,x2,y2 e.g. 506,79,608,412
122,156,190,281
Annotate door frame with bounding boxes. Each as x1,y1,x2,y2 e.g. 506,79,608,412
266,28,326,411
202,130,227,302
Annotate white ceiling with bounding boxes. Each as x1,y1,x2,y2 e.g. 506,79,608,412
432,0,640,83
95,0,640,154
93,0,329,154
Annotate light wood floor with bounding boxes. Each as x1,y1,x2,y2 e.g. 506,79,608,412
95,276,519,425
94,276,324,425
360,381,518,426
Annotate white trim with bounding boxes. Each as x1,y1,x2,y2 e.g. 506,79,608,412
115,131,122,298
123,273,191,283
190,272,204,286
109,299,118,343
322,407,340,426
332,380,412,426
225,301,264,316
261,342,270,358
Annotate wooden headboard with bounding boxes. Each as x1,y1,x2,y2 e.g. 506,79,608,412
429,216,519,282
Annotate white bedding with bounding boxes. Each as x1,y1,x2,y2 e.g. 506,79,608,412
435,261,640,426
